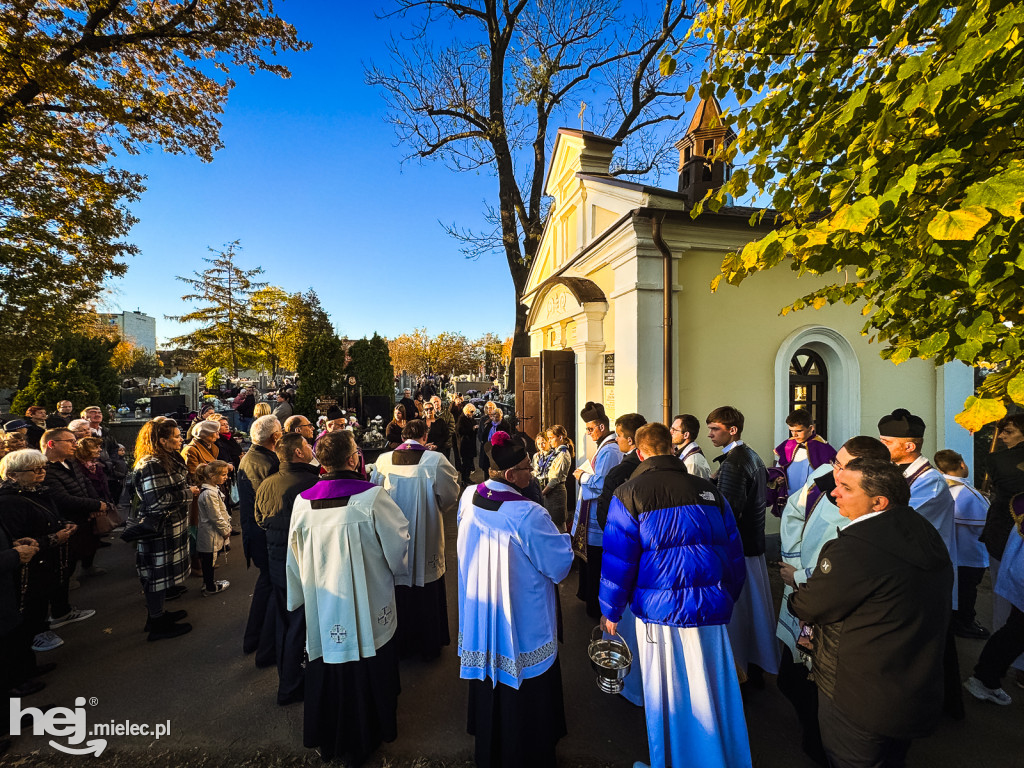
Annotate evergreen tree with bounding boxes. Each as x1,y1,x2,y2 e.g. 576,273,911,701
346,333,394,398
295,331,345,418
13,332,119,413
166,241,266,378
279,289,334,372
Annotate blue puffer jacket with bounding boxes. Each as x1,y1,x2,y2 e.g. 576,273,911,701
599,455,746,627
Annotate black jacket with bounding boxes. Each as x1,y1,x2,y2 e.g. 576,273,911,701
980,444,1024,561
597,449,642,528
42,459,103,526
237,445,280,568
789,505,953,740
0,484,67,597
477,418,513,470
255,462,320,589
0,517,23,633
713,443,767,556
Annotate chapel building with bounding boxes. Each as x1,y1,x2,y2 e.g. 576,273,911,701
515,96,974,485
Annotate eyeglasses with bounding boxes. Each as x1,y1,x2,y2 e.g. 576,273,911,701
51,438,76,444
17,467,47,474
830,458,846,471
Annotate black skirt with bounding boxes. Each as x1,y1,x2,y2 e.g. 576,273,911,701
467,657,567,768
394,575,451,660
303,635,401,766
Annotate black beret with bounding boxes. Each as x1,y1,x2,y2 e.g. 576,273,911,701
878,408,926,439
580,401,606,423
485,431,527,471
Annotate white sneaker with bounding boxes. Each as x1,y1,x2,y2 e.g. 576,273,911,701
201,580,230,596
50,608,96,629
964,676,1012,706
32,631,64,652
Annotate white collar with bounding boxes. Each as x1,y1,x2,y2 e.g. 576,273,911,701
845,509,886,528
201,483,221,491
597,433,617,450
902,455,929,477
722,439,744,454
679,442,699,458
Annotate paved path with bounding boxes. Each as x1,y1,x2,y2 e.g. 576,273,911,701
8,496,1023,767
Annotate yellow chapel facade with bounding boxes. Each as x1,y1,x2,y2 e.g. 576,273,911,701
516,100,974,475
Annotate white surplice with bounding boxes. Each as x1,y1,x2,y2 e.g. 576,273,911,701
370,442,460,587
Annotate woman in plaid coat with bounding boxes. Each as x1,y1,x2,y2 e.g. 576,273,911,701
133,419,199,642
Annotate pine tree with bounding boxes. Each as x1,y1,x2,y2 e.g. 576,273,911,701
166,241,266,378
295,331,345,418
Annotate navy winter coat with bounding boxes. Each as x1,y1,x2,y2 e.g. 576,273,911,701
599,455,746,628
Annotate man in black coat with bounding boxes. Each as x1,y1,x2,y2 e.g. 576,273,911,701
398,388,417,422
237,415,282,664
255,433,320,705
706,405,777,684
789,458,953,768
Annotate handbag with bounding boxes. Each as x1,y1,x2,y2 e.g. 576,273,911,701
121,514,166,542
93,511,115,536
571,499,590,562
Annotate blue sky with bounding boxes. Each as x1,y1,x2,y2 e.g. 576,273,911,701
106,2,705,347
107,2,512,346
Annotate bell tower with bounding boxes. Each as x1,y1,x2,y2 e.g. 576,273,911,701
675,95,736,204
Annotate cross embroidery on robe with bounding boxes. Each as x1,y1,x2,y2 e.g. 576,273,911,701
429,553,442,572
377,606,393,626
329,624,348,643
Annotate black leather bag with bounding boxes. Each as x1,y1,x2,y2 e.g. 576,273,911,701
120,514,165,542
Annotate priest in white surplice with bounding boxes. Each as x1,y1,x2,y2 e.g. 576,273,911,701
370,418,460,660
457,430,573,768
286,430,410,765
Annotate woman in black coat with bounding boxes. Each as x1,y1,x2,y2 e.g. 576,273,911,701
456,404,480,485
0,449,76,666
385,405,408,450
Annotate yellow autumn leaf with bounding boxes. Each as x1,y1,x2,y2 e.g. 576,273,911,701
954,396,1007,433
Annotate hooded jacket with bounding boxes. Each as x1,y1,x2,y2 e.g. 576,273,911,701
788,504,953,740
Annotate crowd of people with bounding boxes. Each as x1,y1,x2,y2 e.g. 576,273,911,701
2,385,1023,768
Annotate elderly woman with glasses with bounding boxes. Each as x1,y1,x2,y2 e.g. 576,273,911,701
0,449,79,661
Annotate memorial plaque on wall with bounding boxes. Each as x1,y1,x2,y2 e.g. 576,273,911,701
603,354,615,385
315,397,338,415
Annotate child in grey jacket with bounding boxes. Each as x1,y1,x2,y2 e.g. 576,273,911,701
196,461,233,596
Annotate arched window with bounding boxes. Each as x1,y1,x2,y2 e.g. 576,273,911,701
789,347,828,439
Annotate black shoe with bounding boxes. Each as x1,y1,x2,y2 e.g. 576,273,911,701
8,679,45,696
165,585,188,601
143,610,188,632
277,690,304,706
147,616,193,642
954,620,990,640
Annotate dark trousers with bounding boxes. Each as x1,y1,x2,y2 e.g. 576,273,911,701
818,691,912,768
975,605,1024,690
955,565,986,626
1,624,38,689
777,646,826,765
574,547,603,620
271,583,306,703
243,565,276,666
198,552,216,592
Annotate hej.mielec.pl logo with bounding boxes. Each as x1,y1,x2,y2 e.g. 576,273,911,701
10,697,172,756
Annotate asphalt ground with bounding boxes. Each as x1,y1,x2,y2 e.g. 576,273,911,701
6,490,1023,768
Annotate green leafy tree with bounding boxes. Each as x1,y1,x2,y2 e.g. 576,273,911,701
112,341,162,379
295,331,345,418
13,332,119,413
366,0,699,390
686,0,1024,431
206,368,224,392
250,285,291,378
0,1,307,384
167,242,266,378
278,289,335,372
346,333,394,398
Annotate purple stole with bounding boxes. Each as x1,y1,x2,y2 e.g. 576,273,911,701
473,483,524,505
300,478,376,501
905,460,934,488
775,434,836,470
